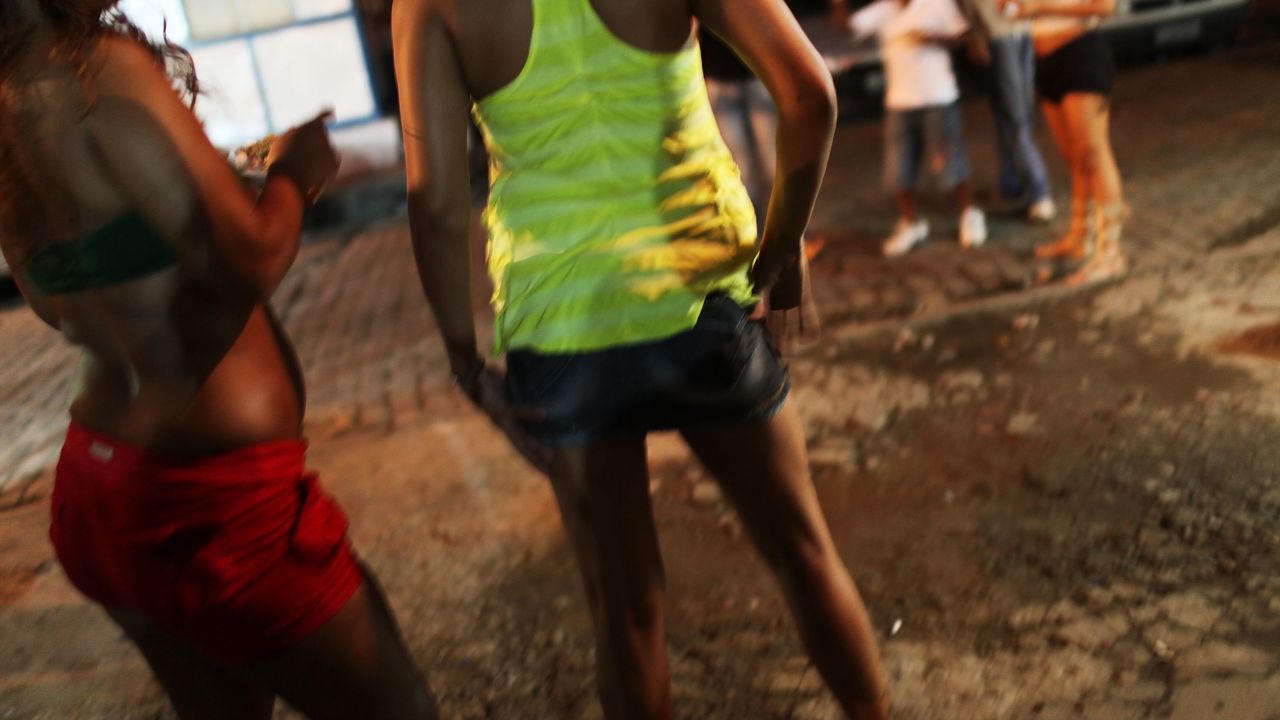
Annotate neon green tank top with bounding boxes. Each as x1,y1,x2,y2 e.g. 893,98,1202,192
473,0,759,355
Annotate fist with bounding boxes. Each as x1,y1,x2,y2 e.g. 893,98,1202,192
267,111,340,202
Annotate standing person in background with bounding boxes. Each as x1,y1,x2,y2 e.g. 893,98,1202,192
1014,0,1126,282
844,0,989,257
394,0,889,716
0,2,439,718
958,0,1057,223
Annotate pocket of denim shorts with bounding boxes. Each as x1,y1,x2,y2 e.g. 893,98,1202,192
697,294,750,336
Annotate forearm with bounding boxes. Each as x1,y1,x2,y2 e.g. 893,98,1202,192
1027,0,1116,18
761,80,838,268
406,193,479,373
237,173,305,297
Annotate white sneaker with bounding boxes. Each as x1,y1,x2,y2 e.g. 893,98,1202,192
883,218,928,257
959,206,987,249
1027,197,1057,223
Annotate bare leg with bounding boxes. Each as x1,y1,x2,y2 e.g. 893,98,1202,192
252,575,440,720
108,607,276,720
953,180,974,212
681,401,889,720
548,434,671,720
1062,92,1127,282
111,572,437,720
1035,99,1091,260
1063,93,1122,209
895,189,918,222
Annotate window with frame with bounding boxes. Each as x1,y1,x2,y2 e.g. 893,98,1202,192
119,0,378,147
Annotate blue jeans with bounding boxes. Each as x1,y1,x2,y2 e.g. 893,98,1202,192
885,104,971,192
989,33,1052,204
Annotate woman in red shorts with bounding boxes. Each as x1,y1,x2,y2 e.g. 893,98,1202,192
0,2,437,718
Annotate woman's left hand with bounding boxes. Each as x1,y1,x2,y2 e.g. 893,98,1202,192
458,362,553,474
751,247,821,352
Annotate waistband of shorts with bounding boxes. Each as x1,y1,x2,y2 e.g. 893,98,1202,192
63,421,308,477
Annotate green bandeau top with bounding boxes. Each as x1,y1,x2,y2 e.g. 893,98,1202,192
24,211,178,295
472,0,759,355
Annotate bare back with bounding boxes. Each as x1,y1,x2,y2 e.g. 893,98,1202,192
0,34,306,455
446,0,695,100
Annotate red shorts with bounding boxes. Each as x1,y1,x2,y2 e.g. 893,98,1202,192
50,423,363,666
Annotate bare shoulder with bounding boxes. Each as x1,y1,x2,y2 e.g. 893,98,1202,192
395,0,460,26
92,35,167,84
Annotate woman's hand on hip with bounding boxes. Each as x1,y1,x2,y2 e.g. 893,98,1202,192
458,361,553,474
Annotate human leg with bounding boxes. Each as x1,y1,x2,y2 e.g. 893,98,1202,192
547,434,671,720
1035,98,1091,260
250,574,440,720
1013,33,1054,207
1064,93,1122,210
1062,92,1127,282
681,402,889,720
988,35,1030,202
883,110,928,256
108,607,276,720
113,580,440,720
928,104,985,248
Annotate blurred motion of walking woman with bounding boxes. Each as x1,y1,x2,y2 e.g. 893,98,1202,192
393,0,889,716
0,2,438,717
1011,0,1127,282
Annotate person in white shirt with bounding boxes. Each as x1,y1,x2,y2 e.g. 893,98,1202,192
847,0,988,257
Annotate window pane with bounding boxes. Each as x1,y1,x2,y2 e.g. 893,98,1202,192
188,41,271,148
234,0,295,32
253,18,377,130
294,0,354,19
182,0,238,39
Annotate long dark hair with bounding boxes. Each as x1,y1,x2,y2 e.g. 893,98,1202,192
0,1,198,266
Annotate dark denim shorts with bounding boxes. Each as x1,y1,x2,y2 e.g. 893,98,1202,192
506,294,791,448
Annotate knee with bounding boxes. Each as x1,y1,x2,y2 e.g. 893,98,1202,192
592,583,665,638
763,524,840,595
1075,143,1103,175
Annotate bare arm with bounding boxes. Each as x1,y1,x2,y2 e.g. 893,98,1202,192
84,38,330,300
1015,0,1117,19
693,0,838,303
392,0,478,376
392,0,551,471
0,243,60,329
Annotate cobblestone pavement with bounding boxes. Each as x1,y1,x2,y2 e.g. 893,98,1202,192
1,43,1280,720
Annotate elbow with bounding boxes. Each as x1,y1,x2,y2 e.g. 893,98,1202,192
793,72,839,137
770,55,839,134
406,188,471,247
225,229,298,301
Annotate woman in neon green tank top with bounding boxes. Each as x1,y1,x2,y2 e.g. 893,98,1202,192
395,0,889,716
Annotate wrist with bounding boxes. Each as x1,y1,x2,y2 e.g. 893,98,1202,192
266,162,323,205
451,355,486,397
